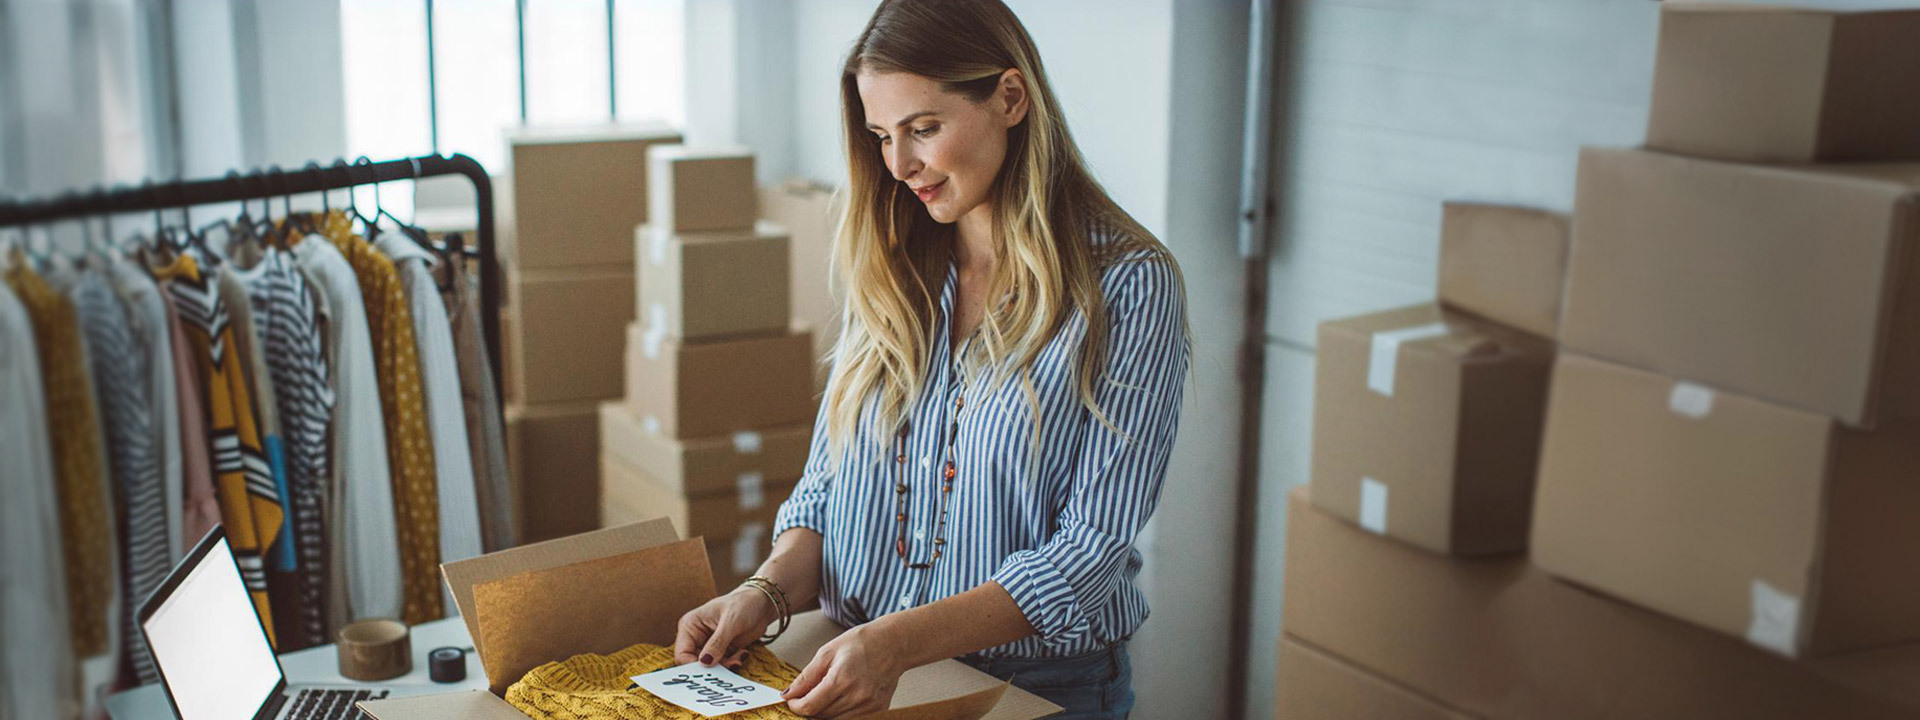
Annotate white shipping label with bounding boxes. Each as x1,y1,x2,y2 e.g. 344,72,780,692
1359,477,1388,535
1669,381,1715,419
631,663,786,717
642,415,663,436
731,431,763,454
737,472,765,511
1367,323,1450,397
1747,579,1803,658
643,303,668,359
732,523,766,575
648,226,669,266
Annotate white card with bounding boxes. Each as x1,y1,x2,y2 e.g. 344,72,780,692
631,662,788,717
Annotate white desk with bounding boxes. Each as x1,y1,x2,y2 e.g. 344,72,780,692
106,617,489,720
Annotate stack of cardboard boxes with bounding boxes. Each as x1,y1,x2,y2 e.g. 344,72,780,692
600,145,819,590
1279,4,1920,718
502,123,682,543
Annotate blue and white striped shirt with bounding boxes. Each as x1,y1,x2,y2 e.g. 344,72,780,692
772,239,1190,659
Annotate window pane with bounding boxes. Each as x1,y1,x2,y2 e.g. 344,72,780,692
432,0,520,174
342,0,430,216
524,0,611,125
613,0,684,129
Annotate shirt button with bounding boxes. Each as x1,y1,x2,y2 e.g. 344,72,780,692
914,530,926,541
921,456,932,468
899,593,912,608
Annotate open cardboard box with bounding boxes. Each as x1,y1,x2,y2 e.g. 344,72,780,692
356,519,1061,720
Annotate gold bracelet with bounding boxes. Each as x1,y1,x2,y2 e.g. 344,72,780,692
741,576,791,643
740,581,784,644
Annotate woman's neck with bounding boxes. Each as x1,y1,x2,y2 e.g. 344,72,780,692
954,202,997,273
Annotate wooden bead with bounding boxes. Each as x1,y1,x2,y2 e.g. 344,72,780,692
895,540,907,557
943,462,956,479
895,483,907,493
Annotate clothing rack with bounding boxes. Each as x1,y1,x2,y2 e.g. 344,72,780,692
0,153,503,402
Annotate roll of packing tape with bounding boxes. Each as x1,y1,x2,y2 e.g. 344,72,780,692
337,619,412,681
429,646,468,683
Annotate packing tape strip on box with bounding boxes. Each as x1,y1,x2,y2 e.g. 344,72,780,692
643,303,667,358
1749,579,1803,657
1669,381,1715,419
737,472,765,511
732,431,763,454
733,522,767,575
1359,477,1389,535
1368,323,1450,397
648,226,669,266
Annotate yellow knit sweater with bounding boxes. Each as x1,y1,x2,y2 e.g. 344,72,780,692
506,644,809,720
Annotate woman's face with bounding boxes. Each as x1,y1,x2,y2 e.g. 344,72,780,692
856,69,1026,225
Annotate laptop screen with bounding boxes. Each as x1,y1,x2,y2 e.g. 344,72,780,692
143,535,283,720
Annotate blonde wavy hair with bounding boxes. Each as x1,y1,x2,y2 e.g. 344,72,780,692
823,0,1181,450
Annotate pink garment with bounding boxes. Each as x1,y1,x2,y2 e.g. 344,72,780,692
166,300,221,546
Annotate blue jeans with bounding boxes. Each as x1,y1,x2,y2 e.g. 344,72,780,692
957,644,1133,719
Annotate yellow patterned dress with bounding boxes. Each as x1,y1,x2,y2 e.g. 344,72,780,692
507,644,808,720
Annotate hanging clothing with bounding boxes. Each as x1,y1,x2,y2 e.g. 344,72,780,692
57,268,168,686
164,293,222,548
220,266,307,647
108,258,185,567
291,231,403,629
150,252,283,647
236,248,336,650
5,262,116,660
322,213,443,625
376,233,482,587
0,277,81,720
444,264,514,552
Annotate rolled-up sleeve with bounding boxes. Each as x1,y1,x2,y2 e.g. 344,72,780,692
990,256,1190,648
772,363,839,543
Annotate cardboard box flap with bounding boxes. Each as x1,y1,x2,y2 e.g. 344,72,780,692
359,691,529,720
442,519,681,660
471,538,716,695
770,611,1063,720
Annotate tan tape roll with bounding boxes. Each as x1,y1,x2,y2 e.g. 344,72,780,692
337,619,412,681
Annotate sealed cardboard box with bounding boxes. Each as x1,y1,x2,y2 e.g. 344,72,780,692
1282,487,1920,719
1312,303,1553,556
647,145,757,237
625,325,818,439
1276,636,1475,720
1531,353,1920,658
600,453,795,541
599,401,809,496
505,401,601,544
1563,148,1920,427
510,123,681,269
758,180,844,383
1437,202,1568,339
1646,3,1920,162
359,519,1059,719
504,264,634,405
636,220,791,341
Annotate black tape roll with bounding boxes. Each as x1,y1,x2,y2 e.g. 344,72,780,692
428,646,467,683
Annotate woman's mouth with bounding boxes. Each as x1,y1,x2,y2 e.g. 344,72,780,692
913,180,946,203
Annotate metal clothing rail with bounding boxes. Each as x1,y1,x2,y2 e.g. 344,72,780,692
0,152,504,405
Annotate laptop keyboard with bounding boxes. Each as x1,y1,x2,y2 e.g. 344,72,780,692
284,688,390,720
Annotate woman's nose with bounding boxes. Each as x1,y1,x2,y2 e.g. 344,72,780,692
888,145,921,182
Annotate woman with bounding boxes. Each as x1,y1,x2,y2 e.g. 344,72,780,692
673,1,1189,717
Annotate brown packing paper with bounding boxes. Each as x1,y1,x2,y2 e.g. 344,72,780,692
1276,636,1477,720
360,691,532,720
599,400,811,496
1436,202,1568,340
443,519,681,661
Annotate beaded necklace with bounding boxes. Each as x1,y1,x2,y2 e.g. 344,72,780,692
892,369,969,569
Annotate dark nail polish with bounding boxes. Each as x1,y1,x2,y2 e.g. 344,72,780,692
700,654,714,665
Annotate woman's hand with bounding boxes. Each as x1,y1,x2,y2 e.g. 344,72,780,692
781,624,907,718
674,587,778,670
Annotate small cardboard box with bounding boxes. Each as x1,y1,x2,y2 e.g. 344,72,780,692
600,452,795,542
1563,147,1920,428
510,123,682,269
356,519,1059,719
1312,303,1553,556
625,325,818,439
1531,353,1920,658
758,180,844,385
505,264,635,405
1646,3,1920,163
648,145,758,236
598,401,810,496
637,220,792,342
1276,636,1473,720
506,401,602,544
1437,202,1569,340
1282,486,1920,719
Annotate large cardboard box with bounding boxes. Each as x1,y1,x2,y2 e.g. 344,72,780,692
637,220,791,341
509,123,681,269
647,145,758,236
1563,147,1920,428
505,402,601,544
625,325,818,439
1646,3,1920,163
598,401,810,496
600,453,795,542
1283,487,1920,719
358,519,1060,719
1312,303,1552,555
758,180,844,384
1437,202,1568,339
1276,637,1475,720
1531,353,1920,658
504,264,634,405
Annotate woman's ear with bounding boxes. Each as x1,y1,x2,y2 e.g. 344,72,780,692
997,68,1030,128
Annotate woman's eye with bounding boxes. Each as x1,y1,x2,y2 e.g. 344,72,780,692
875,134,890,145
913,126,938,138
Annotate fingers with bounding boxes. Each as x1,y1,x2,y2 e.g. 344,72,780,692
782,649,832,701
721,647,748,672
673,613,709,666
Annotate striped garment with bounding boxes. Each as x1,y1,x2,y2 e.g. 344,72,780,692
238,249,336,650
772,241,1190,659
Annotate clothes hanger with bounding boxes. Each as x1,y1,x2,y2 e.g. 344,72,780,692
351,156,385,240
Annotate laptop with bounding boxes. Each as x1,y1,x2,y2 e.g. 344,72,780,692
139,527,432,720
